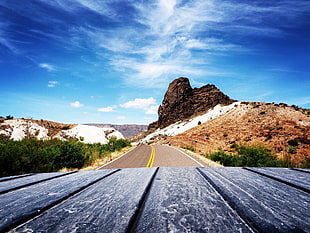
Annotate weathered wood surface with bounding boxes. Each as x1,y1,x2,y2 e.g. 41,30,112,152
0,167,309,233
0,171,75,194
198,167,310,232
244,167,310,192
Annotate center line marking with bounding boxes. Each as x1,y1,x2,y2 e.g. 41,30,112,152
146,145,155,168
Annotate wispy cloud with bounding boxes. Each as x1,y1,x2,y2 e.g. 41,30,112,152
4,0,307,89
39,63,56,72
47,81,58,87
0,22,20,54
73,0,281,87
0,37,20,54
70,101,84,108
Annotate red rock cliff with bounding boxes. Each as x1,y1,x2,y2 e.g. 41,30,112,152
152,77,235,129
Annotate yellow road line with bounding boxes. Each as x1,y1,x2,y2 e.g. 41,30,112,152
146,145,156,168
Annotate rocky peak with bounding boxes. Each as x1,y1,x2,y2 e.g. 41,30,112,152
154,77,235,129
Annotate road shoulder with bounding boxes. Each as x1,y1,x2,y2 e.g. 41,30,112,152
171,146,223,167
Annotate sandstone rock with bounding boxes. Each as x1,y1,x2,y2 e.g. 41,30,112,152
156,77,235,128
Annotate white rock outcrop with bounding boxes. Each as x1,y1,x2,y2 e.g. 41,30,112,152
0,119,124,144
55,125,124,144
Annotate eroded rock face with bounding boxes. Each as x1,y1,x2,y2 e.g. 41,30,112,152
155,77,235,129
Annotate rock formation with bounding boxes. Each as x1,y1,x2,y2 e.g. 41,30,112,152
152,77,235,129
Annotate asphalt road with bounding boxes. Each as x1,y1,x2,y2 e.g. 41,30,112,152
100,144,205,169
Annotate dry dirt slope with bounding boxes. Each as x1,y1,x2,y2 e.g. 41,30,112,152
161,102,310,167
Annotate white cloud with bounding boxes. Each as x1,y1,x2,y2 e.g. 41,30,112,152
70,101,84,108
97,105,116,112
39,63,56,72
145,105,159,115
47,81,58,87
120,97,156,109
116,116,126,120
120,97,158,115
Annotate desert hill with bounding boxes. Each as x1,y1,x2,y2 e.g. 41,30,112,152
139,77,310,167
160,102,310,167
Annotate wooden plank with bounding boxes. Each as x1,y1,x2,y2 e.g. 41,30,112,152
198,167,310,232
0,171,76,194
134,167,253,232
244,167,310,193
0,174,34,182
12,168,157,233
0,170,118,232
292,168,310,174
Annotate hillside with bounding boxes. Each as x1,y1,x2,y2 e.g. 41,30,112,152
154,102,310,167
0,118,124,144
138,77,310,167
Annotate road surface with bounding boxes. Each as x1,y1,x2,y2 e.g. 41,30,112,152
100,144,205,169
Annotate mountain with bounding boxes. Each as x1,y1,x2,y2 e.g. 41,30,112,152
0,118,124,144
139,77,310,167
149,77,235,130
84,124,148,138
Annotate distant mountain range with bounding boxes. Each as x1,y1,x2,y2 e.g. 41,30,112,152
84,124,148,138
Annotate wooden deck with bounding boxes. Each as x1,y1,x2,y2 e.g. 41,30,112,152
0,167,309,232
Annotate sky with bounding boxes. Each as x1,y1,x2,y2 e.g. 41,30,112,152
0,0,310,125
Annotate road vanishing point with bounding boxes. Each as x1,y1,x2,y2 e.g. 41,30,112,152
99,144,206,169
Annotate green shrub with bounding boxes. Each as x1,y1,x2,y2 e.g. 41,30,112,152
108,137,131,151
54,141,87,169
302,157,310,168
6,115,14,120
207,144,281,167
287,146,297,154
209,151,238,166
288,139,299,147
184,146,194,152
0,137,131,177
235,144,278,167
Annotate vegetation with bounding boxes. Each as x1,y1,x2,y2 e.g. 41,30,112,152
0,136,131,177
287,139,299,147
6,115,14,120
207,144,294,167
184,145,195,152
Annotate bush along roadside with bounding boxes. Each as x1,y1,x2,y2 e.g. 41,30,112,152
0,136,131,177
206,144,299,167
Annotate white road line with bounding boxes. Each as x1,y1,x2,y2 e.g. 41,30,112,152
166,145,205,167
96,146,137,170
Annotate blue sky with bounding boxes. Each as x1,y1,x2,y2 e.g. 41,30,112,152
0,0,309,125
